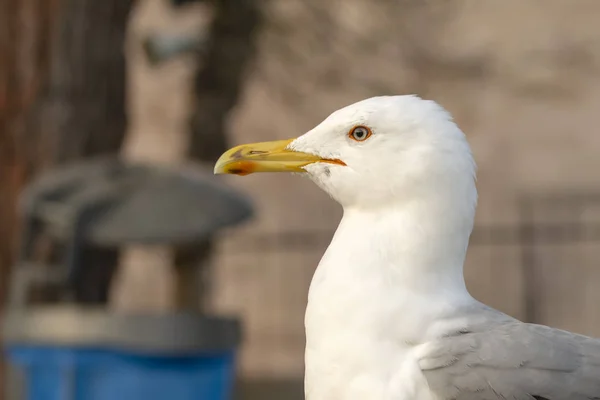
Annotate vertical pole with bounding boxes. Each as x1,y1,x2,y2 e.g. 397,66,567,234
520,197,538,323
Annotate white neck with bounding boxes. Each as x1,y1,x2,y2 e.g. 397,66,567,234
306,195,476,343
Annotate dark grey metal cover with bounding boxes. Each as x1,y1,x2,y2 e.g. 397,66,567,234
19,156,254,245
2,306,241,354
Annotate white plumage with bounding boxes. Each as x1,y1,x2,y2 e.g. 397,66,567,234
294,96,477,399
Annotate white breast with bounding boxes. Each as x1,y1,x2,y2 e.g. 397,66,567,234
302,209,473,400
304,272,437,400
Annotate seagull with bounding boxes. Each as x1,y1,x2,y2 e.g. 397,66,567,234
214,95,600,400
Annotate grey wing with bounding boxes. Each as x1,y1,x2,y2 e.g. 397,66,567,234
421,322,600,400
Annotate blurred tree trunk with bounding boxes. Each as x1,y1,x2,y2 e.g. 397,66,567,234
174,0,262,310
31,0,135,304
0,0,60,306
32,0,133,167
0,0,135,308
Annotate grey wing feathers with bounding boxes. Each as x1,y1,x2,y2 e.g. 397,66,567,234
421,322,600,400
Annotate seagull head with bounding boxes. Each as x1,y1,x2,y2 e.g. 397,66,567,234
214,95,477,215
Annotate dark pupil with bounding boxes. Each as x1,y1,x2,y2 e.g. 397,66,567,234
354,129,365,138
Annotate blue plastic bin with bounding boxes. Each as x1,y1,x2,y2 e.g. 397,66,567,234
6,346,235,400
3,308,242,400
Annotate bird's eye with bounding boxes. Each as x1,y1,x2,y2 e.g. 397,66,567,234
349,126,372,142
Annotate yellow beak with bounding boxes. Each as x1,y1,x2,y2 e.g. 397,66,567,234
214,138,345,176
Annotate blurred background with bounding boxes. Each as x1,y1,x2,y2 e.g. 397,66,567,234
1,0,600,399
